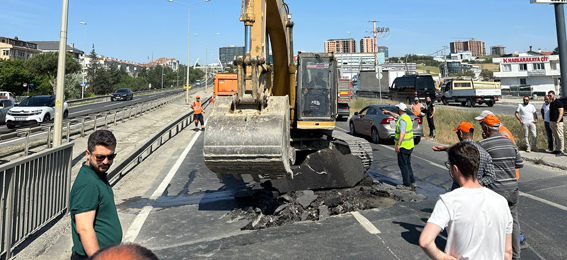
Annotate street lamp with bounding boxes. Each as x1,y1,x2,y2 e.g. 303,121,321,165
161,66,165,89
346,31,351,78
195,32,219,93
80,21,87,99
167,0,211,104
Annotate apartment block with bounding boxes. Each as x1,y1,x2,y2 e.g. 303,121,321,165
0,36,41,61
360,37,375,53
450,39,486,56
491,46,506,56
325,39,356,53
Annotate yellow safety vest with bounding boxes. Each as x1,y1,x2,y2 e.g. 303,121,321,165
395,113,414,149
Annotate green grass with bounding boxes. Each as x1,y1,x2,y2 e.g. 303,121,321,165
424,107,550,151
416,65,440,74
349,97,397,115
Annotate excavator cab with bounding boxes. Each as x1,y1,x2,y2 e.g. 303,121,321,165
296,53,337,128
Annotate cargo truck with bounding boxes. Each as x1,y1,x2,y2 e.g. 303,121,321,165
356,70,390,99
337,79,351,120
439,79,501,107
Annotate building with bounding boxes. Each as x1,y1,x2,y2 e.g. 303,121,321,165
450,41,466,54
324,38,356,53
219,45,244,65
140,57,179,71
360,37,375,53
0,36,41,61
491,46,506,56
378,46,389,58
85,55,145,77
439,61,480,77
493,50,560,96
450,39,486,56
450,51,475,61
30,41,84,61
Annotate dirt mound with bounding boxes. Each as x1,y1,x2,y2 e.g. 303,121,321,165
227,180,419,230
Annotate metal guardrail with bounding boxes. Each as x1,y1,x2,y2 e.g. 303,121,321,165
0,142,74,259
66,88,182,105
0,93,184,158
107,96,211,184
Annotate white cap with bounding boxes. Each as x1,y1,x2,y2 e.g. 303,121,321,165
474,110,494,121
414,97,419,101
396,103,407,111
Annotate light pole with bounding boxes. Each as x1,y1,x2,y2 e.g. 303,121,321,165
80,21,87,99
195,32,219,93
53,0,70,148
167,0,211,104
161,66,165,89
346,31,351,79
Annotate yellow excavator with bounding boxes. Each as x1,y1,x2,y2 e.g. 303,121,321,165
203,0,373,191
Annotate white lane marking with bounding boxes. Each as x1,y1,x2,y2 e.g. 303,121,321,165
123,121,204,242
351,211,381,234
520,192,567,212
104,104,117,108
69,109,90,115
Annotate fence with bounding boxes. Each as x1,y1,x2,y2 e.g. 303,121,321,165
0,142,74,259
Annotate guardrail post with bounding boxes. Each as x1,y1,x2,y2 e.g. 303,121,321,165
94,114,98,131
114,111,118,126
122,109,126,123
129,107,133,119
66,121,71,142
81,118,86,137
47,125,52,148
25,130,30,156
104,114,109,129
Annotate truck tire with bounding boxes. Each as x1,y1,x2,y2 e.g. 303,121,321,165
461,101,466,106
487,101,494,107
466,98,473,107
442,97,448,105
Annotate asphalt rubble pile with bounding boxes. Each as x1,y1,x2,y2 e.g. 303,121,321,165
227,176,425,230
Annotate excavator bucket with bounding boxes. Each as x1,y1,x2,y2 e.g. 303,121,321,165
203,96,292,181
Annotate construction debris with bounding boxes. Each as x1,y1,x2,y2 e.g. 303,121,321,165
228,180,424,230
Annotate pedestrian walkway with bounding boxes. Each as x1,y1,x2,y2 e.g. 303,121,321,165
520,150,567,170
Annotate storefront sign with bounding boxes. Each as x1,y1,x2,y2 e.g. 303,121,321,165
502,56,549,63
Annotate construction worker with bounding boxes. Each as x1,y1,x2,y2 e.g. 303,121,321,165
190,95,205,130
411,97,423,119
383,103,416,190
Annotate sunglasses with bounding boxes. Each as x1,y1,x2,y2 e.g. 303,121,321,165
444,161,454,179
523,99,529,101
93,153,117,161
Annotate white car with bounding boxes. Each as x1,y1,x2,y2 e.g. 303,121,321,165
5,95,69,129
0,91,16,104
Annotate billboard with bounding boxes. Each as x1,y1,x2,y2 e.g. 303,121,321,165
531,0,567,4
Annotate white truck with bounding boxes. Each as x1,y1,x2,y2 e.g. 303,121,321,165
439,79,501,107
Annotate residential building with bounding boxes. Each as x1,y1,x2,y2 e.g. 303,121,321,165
85,55,145,77
324,38,356,53
30,41,84,61
450,51,475,61
450,41,466,53
493,50,560,96
0,36,41,61
439,61,480,77
491,46,506,56
140,57,179,71
360,37,375,53
219,45,245,65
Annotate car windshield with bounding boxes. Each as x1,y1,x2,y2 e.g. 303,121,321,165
115,89,129,93
18,96,51,107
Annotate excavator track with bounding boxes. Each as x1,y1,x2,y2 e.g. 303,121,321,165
331,130,374,169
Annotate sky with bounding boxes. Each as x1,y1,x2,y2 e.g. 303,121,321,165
0,0,563,65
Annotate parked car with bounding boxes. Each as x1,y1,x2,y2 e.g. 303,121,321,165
349,104,423,144
0,99,15,124
111,88,134,101
5,95,69,129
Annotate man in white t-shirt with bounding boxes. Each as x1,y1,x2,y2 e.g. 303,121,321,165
541,95,553,152
515,96,538,152
419,141,513,260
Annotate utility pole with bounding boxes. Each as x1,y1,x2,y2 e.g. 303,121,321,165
368,20,389,99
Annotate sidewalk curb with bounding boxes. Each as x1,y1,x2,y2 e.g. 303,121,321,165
520,153,567,171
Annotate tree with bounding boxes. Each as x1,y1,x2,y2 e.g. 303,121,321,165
480,69,494,80
25,51,81,94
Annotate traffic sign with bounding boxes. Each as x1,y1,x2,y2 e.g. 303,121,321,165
29,83,34,87
80,81,87,86
149,83,152,89
23,83,28,88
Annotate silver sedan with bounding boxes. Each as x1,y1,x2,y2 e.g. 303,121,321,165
348,104,423,144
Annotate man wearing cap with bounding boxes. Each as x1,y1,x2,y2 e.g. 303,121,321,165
478,114,524,260
432,122,496,191
411,97,423,119
475,110,516,143
190,95,205,130
383,103,416,190
515,96,538,152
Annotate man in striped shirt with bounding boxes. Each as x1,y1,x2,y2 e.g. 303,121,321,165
478,114,524,260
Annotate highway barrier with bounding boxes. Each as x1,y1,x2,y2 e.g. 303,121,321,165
0,142,74,259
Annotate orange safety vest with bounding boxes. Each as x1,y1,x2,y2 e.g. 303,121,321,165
411,103,422,116
191,101,202,114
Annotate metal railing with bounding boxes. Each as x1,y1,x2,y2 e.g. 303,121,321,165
0,93,184,158
0,142,74,259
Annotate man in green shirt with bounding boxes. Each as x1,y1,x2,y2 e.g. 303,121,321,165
70,130,122,259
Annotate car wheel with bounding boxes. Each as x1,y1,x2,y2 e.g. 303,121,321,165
43,114,50,123
7,123,15,129
63,110,69,119
414,136,421,145
349,122,356,135
371,127,380,144
111,98,115,101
